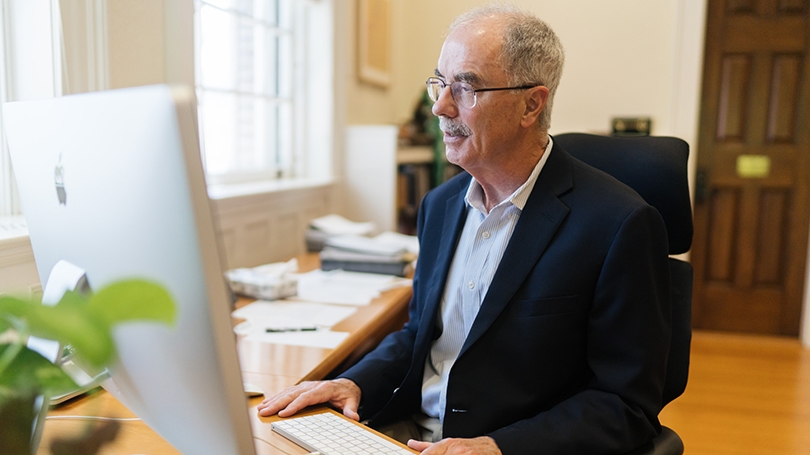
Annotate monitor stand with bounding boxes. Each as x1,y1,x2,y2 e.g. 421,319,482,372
28,260,109,451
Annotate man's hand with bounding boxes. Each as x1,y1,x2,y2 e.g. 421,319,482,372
407,436,502,455
257,378,362,421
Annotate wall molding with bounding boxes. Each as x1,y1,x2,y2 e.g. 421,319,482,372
212,183,337,269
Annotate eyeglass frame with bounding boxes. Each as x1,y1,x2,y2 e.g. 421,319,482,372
425,76,541,109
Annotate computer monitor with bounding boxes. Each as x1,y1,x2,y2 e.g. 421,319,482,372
4,85,256,454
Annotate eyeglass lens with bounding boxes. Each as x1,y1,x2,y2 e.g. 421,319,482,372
426,78,476,109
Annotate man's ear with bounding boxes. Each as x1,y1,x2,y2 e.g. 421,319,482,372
521,86,549,128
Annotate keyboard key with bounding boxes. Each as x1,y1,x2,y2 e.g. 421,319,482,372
272,412,414,455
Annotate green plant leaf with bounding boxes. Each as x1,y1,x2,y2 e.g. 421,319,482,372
0,280,176,369
86,280,177,328
0,279,176,405
0,296,28,332
0,313,10,333
31,299,115,368
0,344,78,403
0,294,114,366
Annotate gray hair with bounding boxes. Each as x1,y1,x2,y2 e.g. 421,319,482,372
449,5,565,131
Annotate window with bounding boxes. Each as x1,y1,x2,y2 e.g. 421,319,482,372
0,0,62,217
195,0,330,185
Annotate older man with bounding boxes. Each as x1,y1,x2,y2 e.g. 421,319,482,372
259,5,671,455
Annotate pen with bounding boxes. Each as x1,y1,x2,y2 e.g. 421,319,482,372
265,327,319,333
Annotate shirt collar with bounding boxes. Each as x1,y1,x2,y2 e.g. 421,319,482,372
465,136,554,214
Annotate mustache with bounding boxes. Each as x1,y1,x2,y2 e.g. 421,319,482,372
439,118,472,137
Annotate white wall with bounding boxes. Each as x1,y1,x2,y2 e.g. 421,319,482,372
380,1,701,137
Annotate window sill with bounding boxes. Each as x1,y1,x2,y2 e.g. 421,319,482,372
0,217,34,268
0,215,30,250
207,177,336,201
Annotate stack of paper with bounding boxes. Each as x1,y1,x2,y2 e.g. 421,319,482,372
306,214,376,252
373,231,420,255
320,234,416,277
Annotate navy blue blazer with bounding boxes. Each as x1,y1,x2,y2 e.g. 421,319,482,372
340,142,671,454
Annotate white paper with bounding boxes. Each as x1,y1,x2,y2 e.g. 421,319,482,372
232,300,357,328
245,329,350,349
294,269,411,306
374,231,420,255
324,234,406,257
309,214,375,236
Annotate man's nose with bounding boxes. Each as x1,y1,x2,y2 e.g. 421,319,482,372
432,85,458,118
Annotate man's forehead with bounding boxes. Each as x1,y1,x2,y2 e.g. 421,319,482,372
436,21,505,84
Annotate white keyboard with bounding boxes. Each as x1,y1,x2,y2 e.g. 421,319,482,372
271,412,414,455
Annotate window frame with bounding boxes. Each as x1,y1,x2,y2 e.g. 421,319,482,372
0,0,63,218
193,0,329,187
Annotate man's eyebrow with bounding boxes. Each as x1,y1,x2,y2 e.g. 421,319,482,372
433,69,481,85
454,71,480,84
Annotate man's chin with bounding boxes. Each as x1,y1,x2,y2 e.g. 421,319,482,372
444,147,465,168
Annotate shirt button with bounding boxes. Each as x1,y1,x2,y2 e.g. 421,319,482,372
468,281,475,289
482,231,491,239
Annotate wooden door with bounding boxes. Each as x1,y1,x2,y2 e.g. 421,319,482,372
692,0,810,335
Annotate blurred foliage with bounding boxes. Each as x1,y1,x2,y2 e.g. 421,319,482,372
0,279,176,454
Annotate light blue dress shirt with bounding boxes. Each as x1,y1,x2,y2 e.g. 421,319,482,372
420,138,554,426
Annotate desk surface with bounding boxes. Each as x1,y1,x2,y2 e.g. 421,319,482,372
38,254,412,455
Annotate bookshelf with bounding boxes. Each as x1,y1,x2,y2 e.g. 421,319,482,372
397,145,433,234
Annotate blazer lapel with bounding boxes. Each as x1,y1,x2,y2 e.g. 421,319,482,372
460,145,575,356
413,179,469,357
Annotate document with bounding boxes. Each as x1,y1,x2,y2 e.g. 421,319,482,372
309,214,375,236
232,300,357,328
232,300,356,349
295,269,411,305
243,328,350,349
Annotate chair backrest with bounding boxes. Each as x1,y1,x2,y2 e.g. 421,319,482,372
554,132,693,406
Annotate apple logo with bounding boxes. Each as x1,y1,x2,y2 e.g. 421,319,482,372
54,153,66,205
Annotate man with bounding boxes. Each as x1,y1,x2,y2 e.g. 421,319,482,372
259,5,671,454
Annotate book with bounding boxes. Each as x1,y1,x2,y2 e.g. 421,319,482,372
319,247,415,277
320,258,413,277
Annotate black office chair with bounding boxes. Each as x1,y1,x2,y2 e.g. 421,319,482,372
554,133,693,455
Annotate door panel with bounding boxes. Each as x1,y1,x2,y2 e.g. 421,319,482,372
692,0,810,335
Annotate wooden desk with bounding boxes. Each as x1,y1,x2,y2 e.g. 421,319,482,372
38,255,412,454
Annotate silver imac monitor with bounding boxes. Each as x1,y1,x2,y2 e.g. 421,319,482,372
4,85,256,454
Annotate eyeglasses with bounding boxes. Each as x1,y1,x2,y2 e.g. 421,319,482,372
425,77,539,109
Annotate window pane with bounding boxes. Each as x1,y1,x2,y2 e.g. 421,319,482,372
195,0,301,182
199,5,236,91
201,0,277,22
199,90,237,175
199,89,286,176
199,4,285,96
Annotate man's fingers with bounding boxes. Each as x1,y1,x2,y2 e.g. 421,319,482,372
258,382,317,416
258,394,294,416
408,439,433,452
256,379,363,419
341,397,360,421
277,388,324,417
